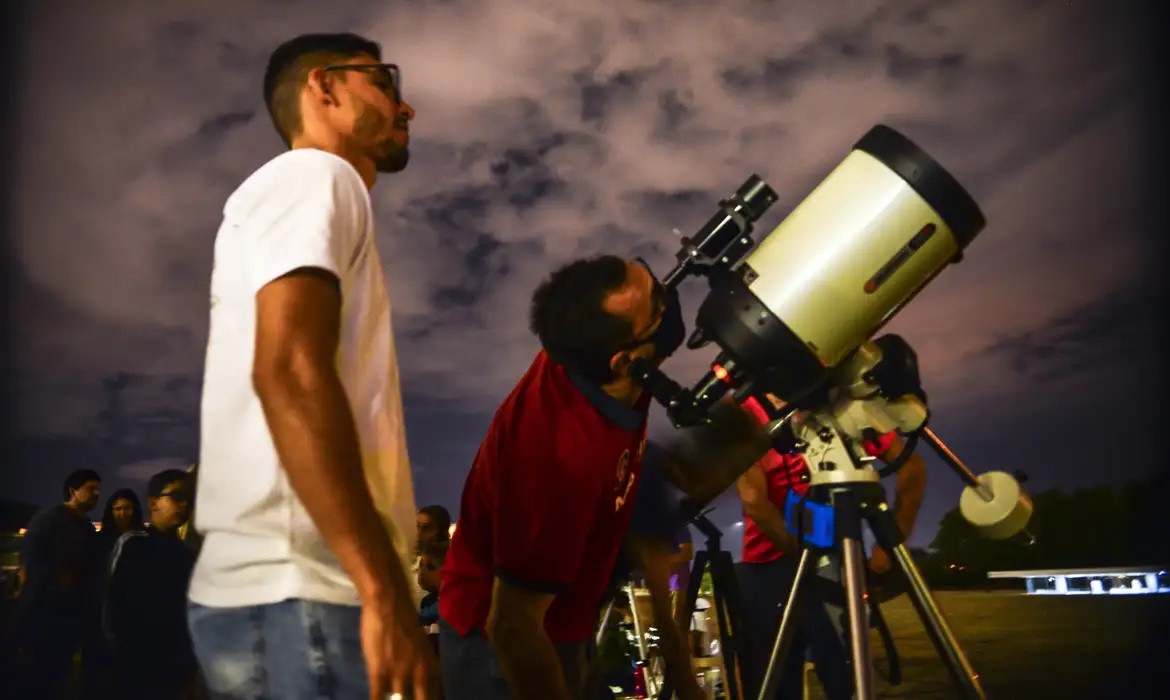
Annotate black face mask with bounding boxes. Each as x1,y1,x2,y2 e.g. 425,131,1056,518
648,286,686,360
621,258,686,363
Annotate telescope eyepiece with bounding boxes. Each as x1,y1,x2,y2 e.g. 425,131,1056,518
733,175,779,220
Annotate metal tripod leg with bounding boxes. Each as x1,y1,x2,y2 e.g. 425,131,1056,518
626,582,662,697
757,547,815,700
709,550,745,700
831,487,876,700
840,534,875,700
658,550,711,700
891,543,986,700
596,597,616,647
867,500,986,700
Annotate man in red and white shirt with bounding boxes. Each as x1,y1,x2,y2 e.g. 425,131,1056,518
438,255,695,700
735,394,927,700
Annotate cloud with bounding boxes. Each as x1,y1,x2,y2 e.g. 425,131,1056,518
8,0,1163,521
115,456,193,483
976,285,1162,386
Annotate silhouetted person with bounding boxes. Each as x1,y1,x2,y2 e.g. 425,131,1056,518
417,504,452,551
82,488,145,699
418,539,448,654
17,468,102,698
414,505,452,602
104,469,197,699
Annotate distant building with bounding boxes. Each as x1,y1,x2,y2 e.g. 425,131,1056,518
988,566,1169,595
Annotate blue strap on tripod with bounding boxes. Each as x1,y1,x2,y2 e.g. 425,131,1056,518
783,489,835,549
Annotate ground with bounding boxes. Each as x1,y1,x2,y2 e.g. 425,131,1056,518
802,590,1170,699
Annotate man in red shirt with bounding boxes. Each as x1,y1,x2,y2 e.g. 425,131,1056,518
735,393,927,700
438,254,689,700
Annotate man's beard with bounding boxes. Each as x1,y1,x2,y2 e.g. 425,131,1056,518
353,98,410,173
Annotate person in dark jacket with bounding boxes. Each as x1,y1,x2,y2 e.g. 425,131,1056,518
82,488,145,698
16,469,102,698
104,469,197,699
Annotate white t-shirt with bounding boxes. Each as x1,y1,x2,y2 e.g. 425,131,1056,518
189,148,418,608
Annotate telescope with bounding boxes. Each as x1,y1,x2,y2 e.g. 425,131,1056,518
633,125,1033,700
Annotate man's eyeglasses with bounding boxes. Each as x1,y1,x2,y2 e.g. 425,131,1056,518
322,63,402,101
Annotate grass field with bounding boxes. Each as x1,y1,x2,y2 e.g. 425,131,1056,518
802,590,1170,699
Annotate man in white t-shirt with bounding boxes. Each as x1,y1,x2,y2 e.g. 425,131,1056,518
187,32,438,700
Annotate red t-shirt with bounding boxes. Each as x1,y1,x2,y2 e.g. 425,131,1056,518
439,351,649,643
740,396,896,564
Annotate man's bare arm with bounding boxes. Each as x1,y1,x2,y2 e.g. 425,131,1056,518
879,435,927,540
629,537,706,700
252,268,411,606
486,578,570,700
736,465,799,553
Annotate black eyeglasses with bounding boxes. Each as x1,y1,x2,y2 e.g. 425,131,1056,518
322,63,402,101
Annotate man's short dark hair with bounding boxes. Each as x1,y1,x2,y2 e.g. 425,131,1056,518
62,469,101,501
263,33,382,146
419,505,452,539
148,469,192,502
529,255,635,383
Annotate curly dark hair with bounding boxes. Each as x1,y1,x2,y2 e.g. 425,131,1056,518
529,255,636,383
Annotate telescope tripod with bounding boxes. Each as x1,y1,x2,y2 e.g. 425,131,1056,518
758,481,985,700
656,514,746,700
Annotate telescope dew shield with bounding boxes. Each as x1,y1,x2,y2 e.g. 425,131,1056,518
695,124,986,403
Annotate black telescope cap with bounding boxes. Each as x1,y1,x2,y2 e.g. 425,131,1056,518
854,125,986,249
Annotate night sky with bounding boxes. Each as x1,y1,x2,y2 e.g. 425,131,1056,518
4,1,1166,559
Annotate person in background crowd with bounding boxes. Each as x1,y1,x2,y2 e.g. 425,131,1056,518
418,539,448,650
418,505,452,550
16,468,102,698
735,393,927,700
104,469,198,699
414,505,452,602
176,463,203,554
438,255,694,700
82,488,145,699
187,31,436,700
99,490,145,537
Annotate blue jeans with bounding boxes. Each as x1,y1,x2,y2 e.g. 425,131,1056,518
187,599,367,699
438,616,591,700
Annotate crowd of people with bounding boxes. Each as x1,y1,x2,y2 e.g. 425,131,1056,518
7,467,200,698
4,469,460,699
7,29,929,700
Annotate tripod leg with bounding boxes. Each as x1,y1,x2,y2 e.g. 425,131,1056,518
829,487,876,700
891,543,987,700
712,553,746,700
626,583,652,673
866,498,986,700
757,547,814,700
658,552,710,699
709,560,742,700
596,598,616,647
840,535,876,700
